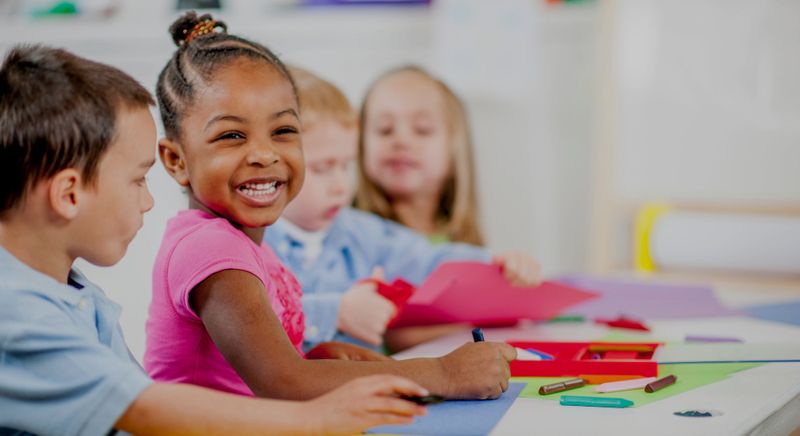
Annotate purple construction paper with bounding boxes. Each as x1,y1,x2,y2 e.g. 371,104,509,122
556,275,739,319
367,383,524,436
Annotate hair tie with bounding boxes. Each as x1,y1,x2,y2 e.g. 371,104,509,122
182,18,226,45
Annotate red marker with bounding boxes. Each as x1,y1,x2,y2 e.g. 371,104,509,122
595,316,651,332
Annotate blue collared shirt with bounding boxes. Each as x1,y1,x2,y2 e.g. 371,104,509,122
264,207,490,350
0,247,152,436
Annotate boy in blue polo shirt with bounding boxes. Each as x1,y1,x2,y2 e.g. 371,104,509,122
0,44,427,436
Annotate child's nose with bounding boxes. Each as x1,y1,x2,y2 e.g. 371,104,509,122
330,172,348,195
246,142,280,166
390,136,410,151
142,185,154,213
389,128,413,150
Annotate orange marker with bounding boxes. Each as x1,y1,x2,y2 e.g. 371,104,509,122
579,374,643,385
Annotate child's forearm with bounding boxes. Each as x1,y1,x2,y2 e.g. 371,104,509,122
384,324,470,353
282,341,512,402
116,383,312,435
275,356,450,401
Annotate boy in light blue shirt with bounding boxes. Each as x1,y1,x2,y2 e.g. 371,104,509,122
0,252,152,436
266,67,542,352
0,44,429,436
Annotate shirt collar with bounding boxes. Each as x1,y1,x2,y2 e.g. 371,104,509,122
278,218,329,247
0,245,90,307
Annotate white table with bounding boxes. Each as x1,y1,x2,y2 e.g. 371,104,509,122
393,317,800,436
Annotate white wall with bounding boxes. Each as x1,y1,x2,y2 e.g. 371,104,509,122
1,0,600,358
592,0,800,269
613,0,800,204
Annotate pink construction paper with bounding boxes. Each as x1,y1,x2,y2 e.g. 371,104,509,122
390,262,598,327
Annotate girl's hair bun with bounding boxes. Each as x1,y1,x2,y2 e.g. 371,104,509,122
168,11,227,47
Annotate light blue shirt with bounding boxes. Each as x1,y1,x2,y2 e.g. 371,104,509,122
0,247,152,436
264,207,490,350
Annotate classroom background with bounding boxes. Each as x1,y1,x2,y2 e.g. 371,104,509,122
1,0,798,359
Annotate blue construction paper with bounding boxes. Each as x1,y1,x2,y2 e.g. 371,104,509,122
367,382,525,436
744,300,800,326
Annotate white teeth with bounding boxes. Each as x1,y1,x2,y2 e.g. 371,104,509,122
239,181,278,197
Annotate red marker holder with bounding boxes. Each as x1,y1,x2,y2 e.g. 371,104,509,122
508,341,662,378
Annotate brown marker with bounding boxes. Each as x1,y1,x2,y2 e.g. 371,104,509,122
645,374,677,393
538,378,586,395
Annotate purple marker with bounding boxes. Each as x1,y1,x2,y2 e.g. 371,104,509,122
685,335,743,343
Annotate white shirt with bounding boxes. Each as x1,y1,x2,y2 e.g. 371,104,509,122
278,219,329,267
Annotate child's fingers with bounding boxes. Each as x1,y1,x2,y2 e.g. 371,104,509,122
367,397,427,417
371,266,385,281
369,374,430,397
378,296,397,316
517,255,541,284
499,373,510,392
503,254,521,276
365,412,417,428
361,331,383,346
494,342,517,362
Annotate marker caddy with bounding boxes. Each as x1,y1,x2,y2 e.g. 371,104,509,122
508,341,662,378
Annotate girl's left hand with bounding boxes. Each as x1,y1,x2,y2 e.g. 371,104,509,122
491,251,542,287
306,341,393,361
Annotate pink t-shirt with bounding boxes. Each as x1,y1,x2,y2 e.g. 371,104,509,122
144,209,304,396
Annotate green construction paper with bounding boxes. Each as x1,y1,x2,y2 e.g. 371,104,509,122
599,330,664,342
514,362,761,407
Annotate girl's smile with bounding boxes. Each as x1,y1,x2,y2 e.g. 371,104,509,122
234,177,286,207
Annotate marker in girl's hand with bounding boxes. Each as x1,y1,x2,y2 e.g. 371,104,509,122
514,348,543,361
472,327,484,342
400,394,446,405
524,348,554,360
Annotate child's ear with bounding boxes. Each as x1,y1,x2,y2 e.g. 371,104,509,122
48,168,82,220
158,138,190,187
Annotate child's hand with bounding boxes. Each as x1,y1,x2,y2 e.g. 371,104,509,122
438,341,516,399
491,251,542,286
338,267,396,345
306,341,393,361
305,375,428,435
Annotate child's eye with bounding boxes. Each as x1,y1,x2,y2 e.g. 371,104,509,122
377,126,392,136
215,131,245,141
415,126,433,136
275,126,299,136
309,162,332,174
135,177,147,186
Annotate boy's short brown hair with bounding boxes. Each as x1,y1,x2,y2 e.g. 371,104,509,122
0,45,154,217
289,66,355,129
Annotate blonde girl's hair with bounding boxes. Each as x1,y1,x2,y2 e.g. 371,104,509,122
354,65,485,245
288,66,356,129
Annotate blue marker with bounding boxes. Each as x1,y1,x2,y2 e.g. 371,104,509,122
560,395,634,408
472,328,485,342
525,348,555,360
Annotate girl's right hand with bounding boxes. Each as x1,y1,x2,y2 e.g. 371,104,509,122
438,341,516,399
305,375,428,435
